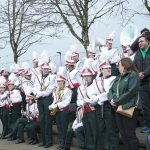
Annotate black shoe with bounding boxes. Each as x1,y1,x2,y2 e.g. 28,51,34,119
1,136,6,140
64,148,70,150
31,139,39,145
27,139,34,145
9,137,17,141
57,145,63,149
44,143,52,148
15,139,25,144
38,143,45,147
5,132,15,138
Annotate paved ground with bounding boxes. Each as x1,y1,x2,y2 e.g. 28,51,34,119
0,139,80,150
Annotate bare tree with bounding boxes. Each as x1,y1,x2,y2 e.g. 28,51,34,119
0,0,61,63
40,0,128,56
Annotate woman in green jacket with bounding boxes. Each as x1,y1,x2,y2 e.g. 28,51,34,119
108,57,141,150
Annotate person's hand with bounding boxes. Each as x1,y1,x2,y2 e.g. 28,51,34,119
21,110,24,114
141,32,145,36
138,72,144,79
110,99,117,107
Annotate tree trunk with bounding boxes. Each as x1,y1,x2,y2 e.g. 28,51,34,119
14,54,18,63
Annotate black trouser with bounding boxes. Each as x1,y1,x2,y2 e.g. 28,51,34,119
139,84,150,127
68,88,77,122
56,110,69,147
65,127,86,149
21,92,26,111
96,103,120,150
116,109,140,150
0,107,8,137
37,96,53,145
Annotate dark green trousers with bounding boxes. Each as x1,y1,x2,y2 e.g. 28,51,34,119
37,96,53,145
65,126,86,149
56,110,69,147
96,102,120,150
83,110,100,150
7,105,21,131
21,92,26,111
12,118,35,138
111,64,118,76
25,121,40,139
0,107,8,137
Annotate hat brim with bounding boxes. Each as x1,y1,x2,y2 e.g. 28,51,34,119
101,65,111,69
82,73,93,76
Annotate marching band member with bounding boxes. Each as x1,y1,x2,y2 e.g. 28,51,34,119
77,59,100,150
92,61,120,150
65,59,83,121
49,67,72,150
126,45,136,61
30,51,41,82
0,76,8,139
106,30,120,76
33,55,56,148
5,95,40,145
5,76,22,141
70,44,83,72
65,107,86,150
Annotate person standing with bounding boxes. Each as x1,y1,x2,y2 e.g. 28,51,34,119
33,62,56,148
133,36,150,133
77,59,100,150
92,61,120,150
0,76,8,139
49,67,72,150
108,57,141,150
6,77,22,141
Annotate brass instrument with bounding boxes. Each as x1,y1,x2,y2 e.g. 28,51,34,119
50,94,64,116
33,79,50,100
26,101,30,122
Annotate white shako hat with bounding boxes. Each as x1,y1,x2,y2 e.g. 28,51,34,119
0,76,6,87
65,59,75,65
82,59,94,76
40,49,49,63
106,30,116,44
57,67,66,81
32,51,38,62
49,61,56,73
99,60,111,69
87,44,96,56
64,50,72,60
70,44,79,57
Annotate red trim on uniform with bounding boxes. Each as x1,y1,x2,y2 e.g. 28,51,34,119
72,52,79,55
68,83,80,89
6,104,9,108
88,51,96,55
41,63,49,67
84,106,92,112
63,105,69,110
99,62,107,68
66,60,74,65
12,103,20,106
82,69,93,74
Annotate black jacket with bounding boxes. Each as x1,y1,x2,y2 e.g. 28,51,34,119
133,47,150,85
130,37,139,52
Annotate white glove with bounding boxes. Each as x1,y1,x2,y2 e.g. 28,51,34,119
91,95,98,103
98,100,104,106
84,98,90,103
52,104,57,109
36,91,42,98
48,105,53,110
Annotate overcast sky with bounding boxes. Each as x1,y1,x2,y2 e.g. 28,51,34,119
0,0,149,71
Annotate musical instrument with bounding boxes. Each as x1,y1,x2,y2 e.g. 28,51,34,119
120,24,138,47
50,87,65,116
26,100,30,122
91,33,105,51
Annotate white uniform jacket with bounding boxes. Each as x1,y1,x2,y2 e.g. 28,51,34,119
75,61,83,72
0,92,7,107
20,78,34,94
77,84,97,111
92,76,116,105
24,103,39,120
6,90,22,105
30,67,41,82
52,87,72,110
66,69,83,89
33,74,56,98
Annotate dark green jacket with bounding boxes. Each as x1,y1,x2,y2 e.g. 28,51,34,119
107,71,142,110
